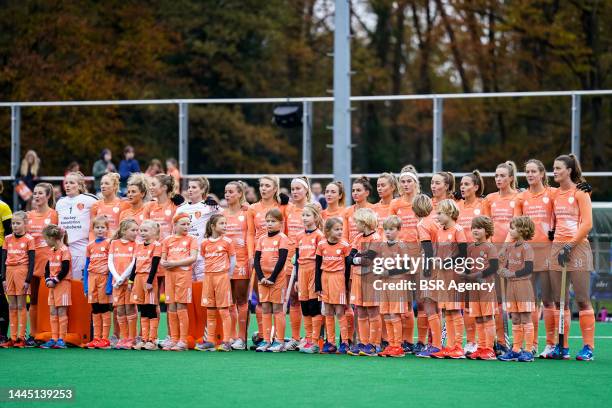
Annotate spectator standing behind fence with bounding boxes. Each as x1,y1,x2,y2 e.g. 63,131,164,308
145,159,163,178
118,146,140,196
311,182,327,209
166,158,181,193
15,150,40,211
92,149,117,193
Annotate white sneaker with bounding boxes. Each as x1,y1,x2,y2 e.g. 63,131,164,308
298,337,308,350
231,338,246,350
171,340,188,351
539,344,555,359
110,335,119,348
464,342,477,355
268,341,286,352
158,335,172,349
284,339,300,351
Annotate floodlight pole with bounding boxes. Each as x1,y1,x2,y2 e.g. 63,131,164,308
333,0,352,203
178,103,189,180
302,101,313,174
11,106,21,210
432,97,443,173
571,94,581,161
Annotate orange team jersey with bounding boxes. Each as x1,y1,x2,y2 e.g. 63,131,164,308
86,239,111,274
134,241,162,274
552,187,592,244
2,234,35,265
373,201,392,233
321,206,345,222
505,242,534,276
389,197,419,243
162,234,198,272
457,198,484,242
119,206,145,225
435,224,467,260
343,202,374,243
223,209,249,266
247,201,281,256
417,217,439,243
467,242,498,274
27,208,59,248
316,239,351,271
90,198,129,237
256,232,289,276
109,239,136,279
143,200,177,240
48,245,72,279
514,187,557,243
351,231,382,275
201,236,236,273
483,192,518,243
285,203,305,248
297,229,325,265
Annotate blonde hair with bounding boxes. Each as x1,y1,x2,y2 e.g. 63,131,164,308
510,216,535,241
113,219,139,240
497,161,518,190
303,203,323,230
412,194,433,218
65,171,87,194
471,216,494,238
226,181,247,205
378,172,399,198
34,182,56,209
525,159,549,187
21,150,40,177
434,172,455,198
190,176,210,196
324,217,343,239
11,211,27,224
326,181,345,207
92,215,110,229
101,172,120,193
399,164,421,194
383,215,402,230
437,199,460,221
353,208,378,231
260,176,281,203
141,220,160,240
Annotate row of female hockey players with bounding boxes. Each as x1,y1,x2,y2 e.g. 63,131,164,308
0,153,595,361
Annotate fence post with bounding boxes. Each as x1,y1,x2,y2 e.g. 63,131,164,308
432,97,443,173
178,103,189,179
302,101,313,175
11,105,21,210
571,94,581,161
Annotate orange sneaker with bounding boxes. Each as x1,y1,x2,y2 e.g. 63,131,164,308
13,338,26,348
479,347,497,361
467,347,484,360
1,338,14,348
431,346,451,359
85,338,99,349
386,346,406,358
447,345,466,359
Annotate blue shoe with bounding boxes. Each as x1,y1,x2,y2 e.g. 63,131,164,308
551,344,570,360
416,345,440,358
498,349,520,361
494,342,509,356
40,339,56,349
52,339,67,349
360,344,377,356
320,341,337,354
518,350,534,362
401,341,415,354
255,341,271,352
576,345,594,361
347,343,364,356
337,342,349,354
413,342,426,354
381,340,389,350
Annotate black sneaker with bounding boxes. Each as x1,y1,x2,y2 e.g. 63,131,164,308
24,335,38,348
249,335,264,351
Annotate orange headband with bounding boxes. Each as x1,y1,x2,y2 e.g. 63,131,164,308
173,213,190,224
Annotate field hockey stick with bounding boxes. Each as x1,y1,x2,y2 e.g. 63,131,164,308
244,268,257,349
284,266,297,314
558,263,567,348
499,271,510,346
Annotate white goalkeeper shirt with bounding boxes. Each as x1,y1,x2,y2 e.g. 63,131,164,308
56,193,98,256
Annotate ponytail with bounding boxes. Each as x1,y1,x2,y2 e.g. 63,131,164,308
435,171,455,198
497,161,517,190
463,170,484,196
525,159,549,187
555,154,585,184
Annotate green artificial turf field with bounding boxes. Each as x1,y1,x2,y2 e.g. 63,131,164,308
1,318,610,408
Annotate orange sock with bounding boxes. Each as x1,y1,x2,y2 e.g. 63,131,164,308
384,319,395,346
358,317,369,345
229,304,238,339
303,316,313,343
102,312,111,340
484,319,496,349
18,307,27,339
167,311,179,342
274,310,286,341
345,307,354,342
219,308,231,343
255,305,263,336
237,303,248,340
464,313,476,344
524,322,534,351
117,314,128,340
262,313,273,343
391,317,402,348
445,315,455,348
312,315,323,342
381,316,388,342
417,311,428,344
58,315,68,339
127,311,138,339
579,309,595,349
325,316,336,344
428,314,442,349
9,309,18,340
50,314,59,340
495,306,506,346
369,314,382,346
402,311,414,344
476,322,486,349
177,309,189,343
141,317,150,342
531,308,539,348
339,315,349,344
29,305,38,336
289,304,301,340
149,318,159,342
93,313,102,339
512,324,524,352
543,307,556,346
206,309,218,343
453,313,464,349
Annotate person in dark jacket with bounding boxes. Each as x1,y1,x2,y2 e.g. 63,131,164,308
118,146,140,196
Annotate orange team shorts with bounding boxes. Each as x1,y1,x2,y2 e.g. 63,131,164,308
201,272,232,308
506,277,535,313
378,275,412,314
350,273,380,307
165,270,193,304
530,242,552,272
131,273,159,305
88,273,111,304
231,261,250,280
4,265,30,296
297,262,317,301
437,269,464,311
113,282,132,306
34,246,53,278
48,280,71,307
321,270,347,305
258,274,287,304
417,268,440,302
549,241,593,272
468,276,497,317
